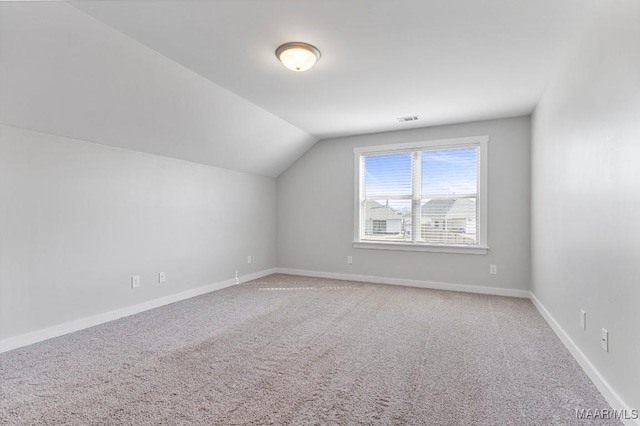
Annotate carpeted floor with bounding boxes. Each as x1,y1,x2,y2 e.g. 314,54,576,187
0,274,619,425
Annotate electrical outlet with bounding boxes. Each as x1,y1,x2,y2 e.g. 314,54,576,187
159,272,166,283
247,255,252,264
131,275,140,289
347,256,353,264
601,328,609,352
580,309,586,331
489,264,497,275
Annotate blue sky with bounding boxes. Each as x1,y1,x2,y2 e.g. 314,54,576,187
364,147,478,199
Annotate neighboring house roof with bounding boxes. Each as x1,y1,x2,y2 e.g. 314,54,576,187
365,200,406,221
421,198,476,220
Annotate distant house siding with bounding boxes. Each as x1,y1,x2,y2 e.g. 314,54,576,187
420,198,477,243
363,200,407,237
366,218,402,235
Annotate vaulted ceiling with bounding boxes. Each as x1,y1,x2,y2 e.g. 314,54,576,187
0,1,596,177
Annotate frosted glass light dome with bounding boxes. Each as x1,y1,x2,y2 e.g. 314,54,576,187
276,42,321,72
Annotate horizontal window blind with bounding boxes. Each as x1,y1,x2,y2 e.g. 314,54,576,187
357,140,483,248
420,147,478,245
362,153,412,241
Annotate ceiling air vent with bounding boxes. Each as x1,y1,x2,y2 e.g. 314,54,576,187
396,115,419,123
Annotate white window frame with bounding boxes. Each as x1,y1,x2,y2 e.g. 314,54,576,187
353,135,489,254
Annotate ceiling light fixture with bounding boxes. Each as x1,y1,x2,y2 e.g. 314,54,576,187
276,42,321,72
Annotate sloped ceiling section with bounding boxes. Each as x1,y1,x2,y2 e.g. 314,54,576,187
0,2,317,177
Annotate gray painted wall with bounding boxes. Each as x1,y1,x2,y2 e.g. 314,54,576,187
0,124,276,340
531,0,639,411
277,116,531,291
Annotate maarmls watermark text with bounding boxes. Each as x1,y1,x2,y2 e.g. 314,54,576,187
575,408,638,420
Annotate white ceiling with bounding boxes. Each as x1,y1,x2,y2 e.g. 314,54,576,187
0,1,596,176
74,0,594,139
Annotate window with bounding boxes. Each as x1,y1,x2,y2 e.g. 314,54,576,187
353,135,488,254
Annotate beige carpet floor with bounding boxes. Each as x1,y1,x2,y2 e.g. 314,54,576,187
0,274,619,425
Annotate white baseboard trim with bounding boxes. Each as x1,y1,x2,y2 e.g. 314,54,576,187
0,268,276,354
275,268,530,298
529,292,639,426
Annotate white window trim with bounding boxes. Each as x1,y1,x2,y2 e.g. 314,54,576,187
353,135,489,255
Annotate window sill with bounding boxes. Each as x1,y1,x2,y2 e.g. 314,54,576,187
352,240,489,255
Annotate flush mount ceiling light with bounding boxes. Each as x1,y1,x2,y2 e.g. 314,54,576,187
276,42,321,72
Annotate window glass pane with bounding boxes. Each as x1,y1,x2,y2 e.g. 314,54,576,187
356,138,485,249
364,153,412,197
421,147,477,196
362,199,411,241
420,197,477,244
362,153,412,241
